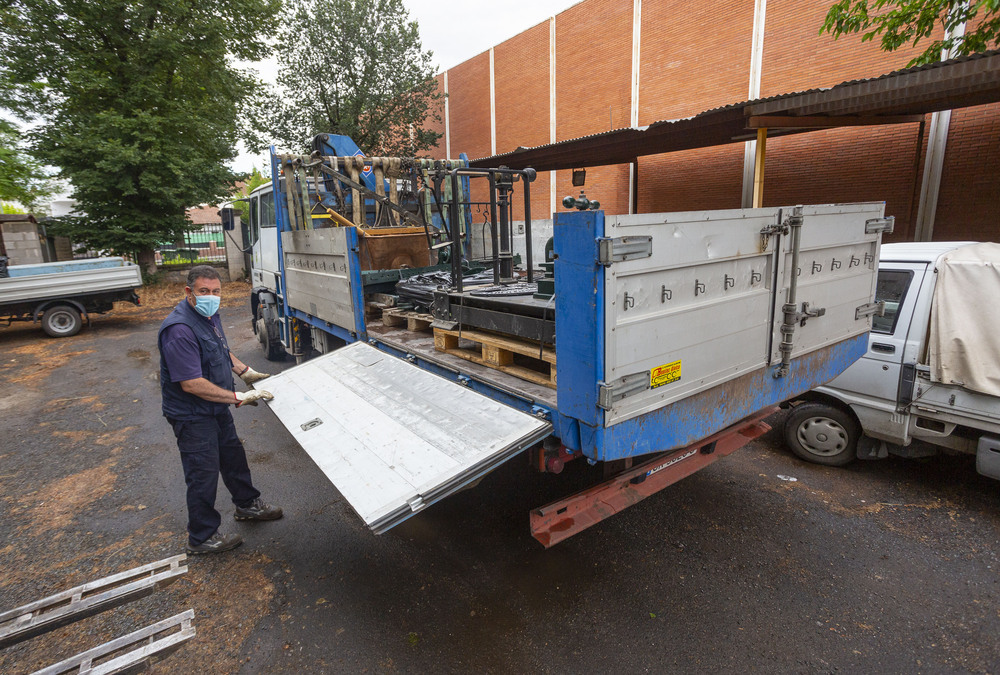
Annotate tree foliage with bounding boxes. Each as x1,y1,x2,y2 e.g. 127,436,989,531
0,119,52,209
822,0,1000,66
0,0,280,264
231,166,270,222
248,0,443,157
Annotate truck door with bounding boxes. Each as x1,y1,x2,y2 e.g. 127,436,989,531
255,342,551,533
250,189,280,291
826,262,927,407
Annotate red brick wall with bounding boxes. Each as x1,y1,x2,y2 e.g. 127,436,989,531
762,125,925,239
429,0,998,241
759,0,930,94
495,21,551,220
935,102,1000,243
448,52,492,162
639,0,754,123
552,0,633,216
638,145,745,213
446,52,492,206
420,73,447,157
636,0,754,213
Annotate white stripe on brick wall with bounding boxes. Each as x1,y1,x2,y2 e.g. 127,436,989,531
490,47,497,157
444,71,451,159
741,0,767,208
550,16,557,216
629,0,642,214
915,16,966,240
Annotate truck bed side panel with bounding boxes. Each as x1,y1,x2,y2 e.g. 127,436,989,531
281,229,358,332
0,264,142,306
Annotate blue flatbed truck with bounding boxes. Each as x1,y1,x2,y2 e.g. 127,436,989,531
241,134,892,546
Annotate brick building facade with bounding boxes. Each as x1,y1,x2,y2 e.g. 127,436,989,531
423,0,999,243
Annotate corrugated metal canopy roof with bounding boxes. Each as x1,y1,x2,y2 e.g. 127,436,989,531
470,51,1000,171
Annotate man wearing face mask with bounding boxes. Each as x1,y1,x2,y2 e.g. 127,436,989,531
158,265,282,554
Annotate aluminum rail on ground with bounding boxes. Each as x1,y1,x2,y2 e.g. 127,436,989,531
0,555,188,649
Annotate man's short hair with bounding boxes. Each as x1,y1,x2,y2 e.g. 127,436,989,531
186,265,222,287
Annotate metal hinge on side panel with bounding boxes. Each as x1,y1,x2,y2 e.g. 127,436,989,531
865,217,895,234
855,300,886,320
596,236,652,266
598,371,650,410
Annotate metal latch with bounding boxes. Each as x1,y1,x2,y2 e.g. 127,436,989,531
865,217,895,234
597,236,652,266
759,223,789,237
855,301,886,320
598,371,650,410
798,302,826,326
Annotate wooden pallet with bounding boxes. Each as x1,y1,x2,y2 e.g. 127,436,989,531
433,327,556,389
382,308,434,331
365,293,396,320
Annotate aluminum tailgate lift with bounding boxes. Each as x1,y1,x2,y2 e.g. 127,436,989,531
258,342,551,533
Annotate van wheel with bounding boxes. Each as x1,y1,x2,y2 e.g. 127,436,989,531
783,402,859,467
256,306,285,361
42,305,83,338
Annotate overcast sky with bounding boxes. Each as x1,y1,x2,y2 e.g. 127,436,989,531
233,0,579,172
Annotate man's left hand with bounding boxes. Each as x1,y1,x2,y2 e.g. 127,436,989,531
240,367,271,384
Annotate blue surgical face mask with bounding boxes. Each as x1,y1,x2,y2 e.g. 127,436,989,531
192,294,220,318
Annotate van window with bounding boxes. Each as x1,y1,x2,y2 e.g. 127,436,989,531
249,195,260,245
261,191,276,228
872,269,913,334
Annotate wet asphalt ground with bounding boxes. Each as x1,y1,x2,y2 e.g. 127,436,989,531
1,297,998,673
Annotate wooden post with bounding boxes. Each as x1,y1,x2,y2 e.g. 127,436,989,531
752,127,767,208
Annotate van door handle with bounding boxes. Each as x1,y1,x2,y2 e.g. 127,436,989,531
871,342,895,354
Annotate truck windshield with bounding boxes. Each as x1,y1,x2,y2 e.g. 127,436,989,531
872,269,913,334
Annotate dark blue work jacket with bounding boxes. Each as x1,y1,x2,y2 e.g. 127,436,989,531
158,299,234,420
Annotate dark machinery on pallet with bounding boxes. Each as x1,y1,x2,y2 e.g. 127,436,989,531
426,165,603,346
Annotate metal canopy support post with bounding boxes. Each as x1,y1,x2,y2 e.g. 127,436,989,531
523,174,534,283
752,127,767,208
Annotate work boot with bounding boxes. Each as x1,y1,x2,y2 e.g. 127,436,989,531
187,531,243,555
234,497,283,521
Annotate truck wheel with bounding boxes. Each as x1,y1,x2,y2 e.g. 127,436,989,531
783,402,859,467
42,305,83,338
256,307,285,361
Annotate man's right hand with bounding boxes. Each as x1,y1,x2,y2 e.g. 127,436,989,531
235,390,274,407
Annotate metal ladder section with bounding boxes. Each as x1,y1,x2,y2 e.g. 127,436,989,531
0,555,194,674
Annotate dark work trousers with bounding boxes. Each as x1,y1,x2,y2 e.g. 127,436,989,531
168,410,261,546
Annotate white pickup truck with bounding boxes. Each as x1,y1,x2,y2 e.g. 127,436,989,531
0,257,142,337
783,242,1000,481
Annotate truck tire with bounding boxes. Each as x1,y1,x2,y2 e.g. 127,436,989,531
783,402,859,467
42,304,83,338
255,305,285,361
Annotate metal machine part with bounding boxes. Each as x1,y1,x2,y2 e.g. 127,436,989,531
432,289,556,344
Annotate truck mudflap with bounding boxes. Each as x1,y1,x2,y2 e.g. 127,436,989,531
256,342,551,533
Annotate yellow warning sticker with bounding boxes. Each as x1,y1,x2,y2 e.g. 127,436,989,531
650,360,682,389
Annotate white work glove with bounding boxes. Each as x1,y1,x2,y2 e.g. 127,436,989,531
235,389,274,407
239,366,271,384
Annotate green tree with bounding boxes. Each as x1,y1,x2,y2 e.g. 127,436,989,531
231,166,270,222
247,0,443,157
822,0,1000,66
0,119,52,209
0,0,280,271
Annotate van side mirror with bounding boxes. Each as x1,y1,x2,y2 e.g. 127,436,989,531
220,207,236,231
